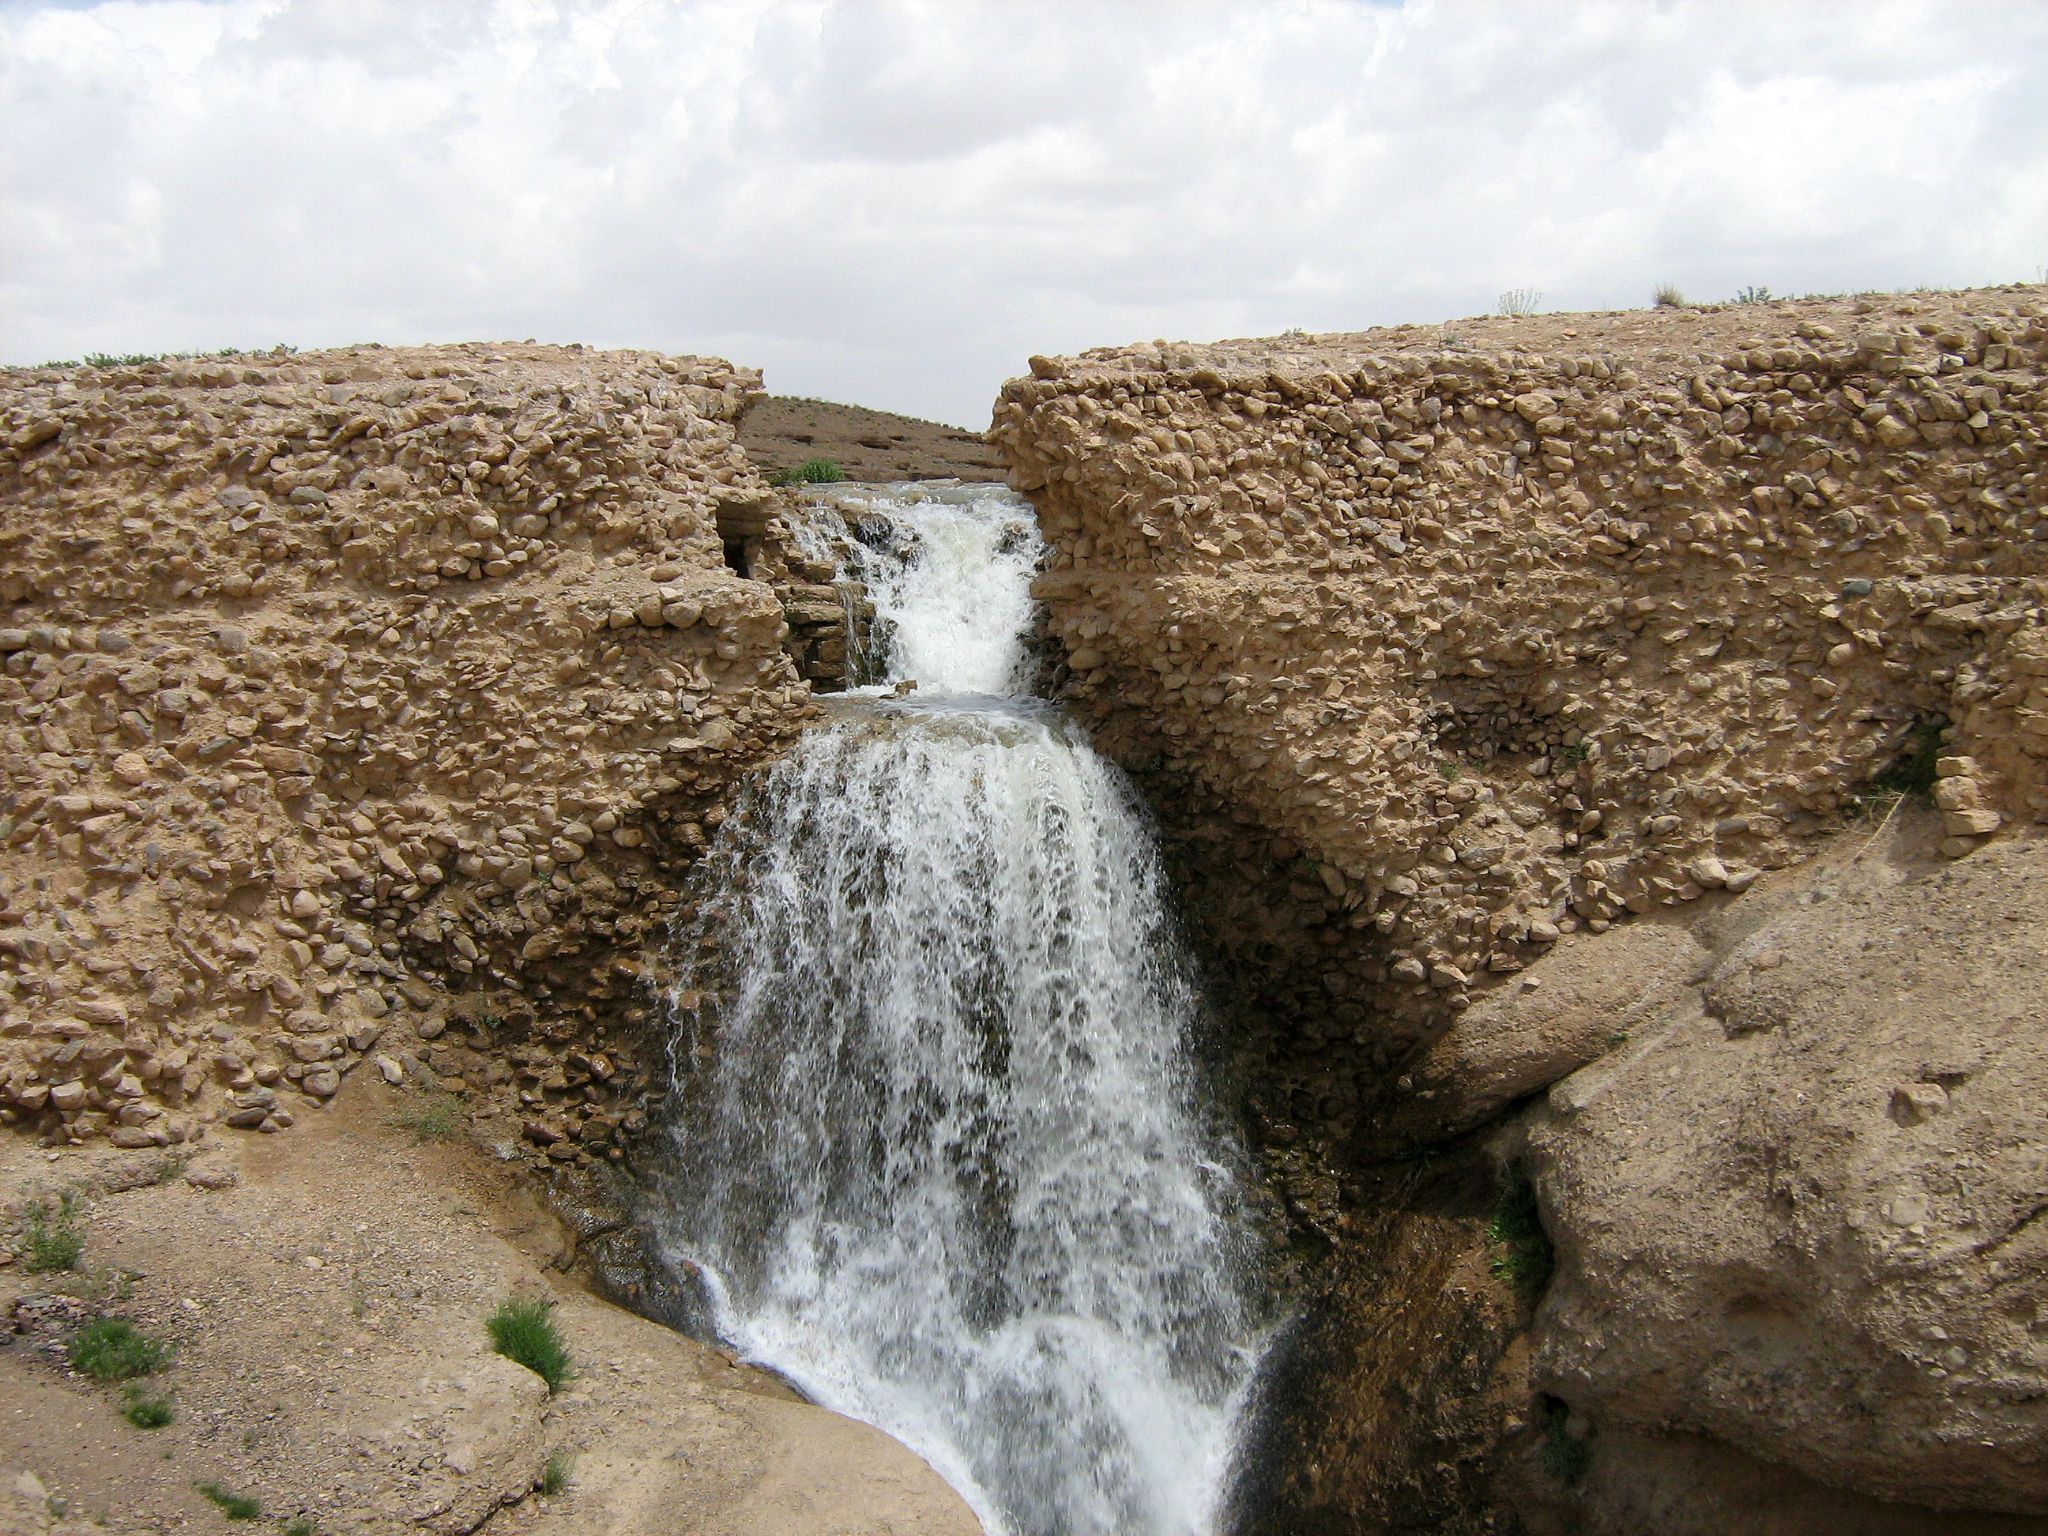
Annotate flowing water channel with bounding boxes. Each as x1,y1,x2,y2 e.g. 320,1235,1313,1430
656,483,1265,1536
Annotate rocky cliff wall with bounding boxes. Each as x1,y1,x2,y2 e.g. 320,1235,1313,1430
1224,810,2048,1535
995,288,2048,1530
0,344,837,1156
993,286,2048,1170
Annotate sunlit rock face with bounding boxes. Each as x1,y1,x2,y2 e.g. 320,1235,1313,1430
993,288,2048,1160
0,343,823,1150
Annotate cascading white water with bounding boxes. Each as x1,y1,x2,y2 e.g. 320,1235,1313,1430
784,480,1047,693
658,484,1263,1536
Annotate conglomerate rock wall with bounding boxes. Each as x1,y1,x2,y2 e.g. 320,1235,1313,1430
993,286,2048,1165
998,288,2048,1532
0,344,839,1156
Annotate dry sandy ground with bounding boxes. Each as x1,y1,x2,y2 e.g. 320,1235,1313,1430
0,1085,981,1536
737,398,1002,483
1046,284,2046,380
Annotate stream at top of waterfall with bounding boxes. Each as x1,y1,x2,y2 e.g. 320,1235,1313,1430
653,482,1270,1536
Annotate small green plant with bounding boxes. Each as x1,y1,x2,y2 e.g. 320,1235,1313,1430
20,1191,84,1272
540,1450,574,1496
84,349,214,367
1437,760,1462,781
1558,739,1592,765
1733,284,1773,304
393,1089,461,1142
68,1318,171,1381
122,1386,175,1429
284,1517,318,1536
1496,287,1542,317
195,1482,262,1521
66,345,281,369
1539,1399,1593,1485
1487,1171,1555,1302
768,458,845,486
487,1298,571,1393
1652,283,1687,309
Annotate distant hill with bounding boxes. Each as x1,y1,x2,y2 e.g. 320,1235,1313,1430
739,395,1005,483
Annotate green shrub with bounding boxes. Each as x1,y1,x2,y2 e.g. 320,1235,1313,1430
1487,1171,1555,1301
487,1298,571,1393
122,1387,175,1429
68,1318,171,1381
284,1518,318,1536
20,1192,83,1272
1496,287,1542,317
540,1450,574,1495
392,1089,460,1142
1652,284,1687,309
73,346,277,369
1733,284,1773,304
768,458,845,486
195,1482,262,1520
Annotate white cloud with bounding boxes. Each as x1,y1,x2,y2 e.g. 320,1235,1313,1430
2,0,2043,427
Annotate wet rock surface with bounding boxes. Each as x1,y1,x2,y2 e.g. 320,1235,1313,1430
1225,1150,1529,1536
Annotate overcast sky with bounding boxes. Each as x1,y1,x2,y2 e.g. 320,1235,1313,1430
3,0,2044,428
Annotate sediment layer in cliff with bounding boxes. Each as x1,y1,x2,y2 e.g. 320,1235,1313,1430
0,343,846,1155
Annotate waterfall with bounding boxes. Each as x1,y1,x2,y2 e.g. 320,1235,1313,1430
657,483,1264,1536
783,480,1046,693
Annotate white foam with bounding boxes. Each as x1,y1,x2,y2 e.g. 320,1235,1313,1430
660,486,1264,1536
